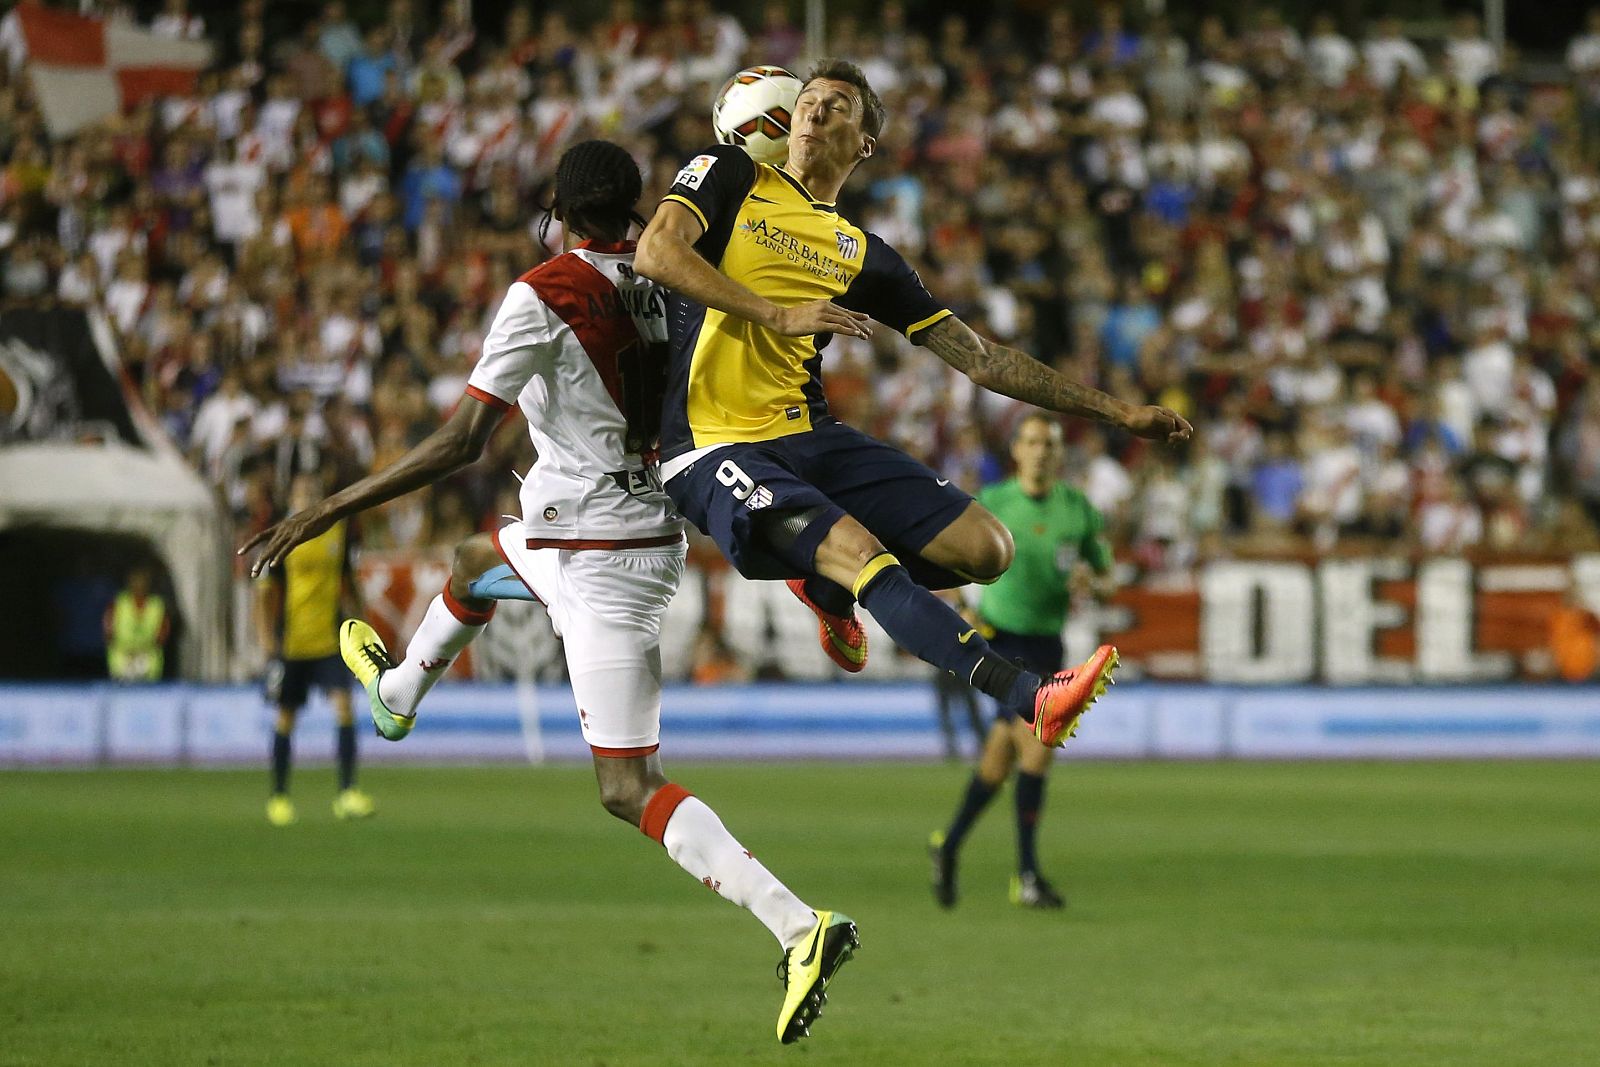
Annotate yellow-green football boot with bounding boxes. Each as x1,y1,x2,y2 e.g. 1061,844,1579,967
332,788,376,820
265,794,296,826
774,911,859,1044
339,619,411,741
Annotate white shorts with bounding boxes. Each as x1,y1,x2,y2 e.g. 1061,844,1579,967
493,524,686,754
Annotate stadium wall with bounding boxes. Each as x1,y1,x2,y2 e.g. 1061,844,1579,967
336,553,1600,689
2,682,1597,767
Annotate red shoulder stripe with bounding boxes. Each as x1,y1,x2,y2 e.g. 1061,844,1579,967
522,252,641,418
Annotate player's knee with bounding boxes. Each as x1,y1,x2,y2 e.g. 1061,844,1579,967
816,520,886,573
596,774,652,825
274,709,295,734
964,518,1014,584
449,537,498,601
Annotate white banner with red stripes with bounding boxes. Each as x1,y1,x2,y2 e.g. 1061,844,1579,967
20,6,212,139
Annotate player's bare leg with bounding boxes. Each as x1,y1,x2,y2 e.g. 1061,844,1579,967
805,514,1116,745
328,687,374,819
342,533,510,740
593,753,856,1044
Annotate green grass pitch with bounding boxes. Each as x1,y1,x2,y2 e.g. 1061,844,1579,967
3,761,1597,1066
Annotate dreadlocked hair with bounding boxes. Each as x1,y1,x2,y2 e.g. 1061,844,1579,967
541,140,644,245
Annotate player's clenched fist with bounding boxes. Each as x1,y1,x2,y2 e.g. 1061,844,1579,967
765,298,873,339
1123,405,1193,444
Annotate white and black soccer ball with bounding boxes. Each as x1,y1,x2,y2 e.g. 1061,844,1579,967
712,65,803,165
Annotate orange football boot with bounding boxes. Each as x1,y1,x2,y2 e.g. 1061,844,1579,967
1030,644,1120,747
786,579,868,673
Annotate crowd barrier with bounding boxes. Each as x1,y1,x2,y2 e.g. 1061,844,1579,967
3,681,1597,766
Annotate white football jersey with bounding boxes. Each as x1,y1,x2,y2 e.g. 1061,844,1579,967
466,240,681,541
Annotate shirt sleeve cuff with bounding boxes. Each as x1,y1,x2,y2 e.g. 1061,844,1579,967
660,193,710,232
904,308,953,339
464,384,513,411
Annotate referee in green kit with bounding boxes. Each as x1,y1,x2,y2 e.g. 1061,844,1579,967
928,412,1115,909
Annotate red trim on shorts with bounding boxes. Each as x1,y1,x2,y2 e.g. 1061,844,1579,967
524,533,683,551
590,743,661,758
442,579,496,626
463,385,513,411
491,527,545,606
639,783,692,843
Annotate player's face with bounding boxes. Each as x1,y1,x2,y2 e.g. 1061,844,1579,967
1012,420,1064,481
789,79,874,173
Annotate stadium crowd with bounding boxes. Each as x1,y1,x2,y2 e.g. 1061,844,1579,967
5,0,1600,571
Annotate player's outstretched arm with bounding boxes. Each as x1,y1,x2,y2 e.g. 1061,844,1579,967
635,201,872,338
918,316,1193,444
238,396,502,576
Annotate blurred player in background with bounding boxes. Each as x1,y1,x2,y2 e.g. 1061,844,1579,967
241,140,854,1046
635,59,1187,755
928,414,1115,909
255,471,374,826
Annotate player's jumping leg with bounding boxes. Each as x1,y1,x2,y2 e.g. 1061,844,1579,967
559,543,857,1045
802,515,1118,746
595,754,856,1044
341,533,514,740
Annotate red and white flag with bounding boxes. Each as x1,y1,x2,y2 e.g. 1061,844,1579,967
20,6,213,139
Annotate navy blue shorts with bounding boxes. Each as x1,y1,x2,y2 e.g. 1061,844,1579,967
665,420,974,585
986,625,1065,720
267,653,348,711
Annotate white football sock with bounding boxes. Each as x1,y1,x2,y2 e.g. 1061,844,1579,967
650,788,816,948
376,590,491,718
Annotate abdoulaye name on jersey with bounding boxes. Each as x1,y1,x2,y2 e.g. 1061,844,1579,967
739,216,853,283
584,285,667,321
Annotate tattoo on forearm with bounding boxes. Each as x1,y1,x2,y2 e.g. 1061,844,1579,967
921,318,1124,422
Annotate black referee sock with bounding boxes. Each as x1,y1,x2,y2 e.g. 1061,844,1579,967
271,730,291,795
336,724,357,791
942,773,998,853
1015,772,1047,876
854,556,1041,711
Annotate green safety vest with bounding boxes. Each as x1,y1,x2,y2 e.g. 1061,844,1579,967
107,592,166,682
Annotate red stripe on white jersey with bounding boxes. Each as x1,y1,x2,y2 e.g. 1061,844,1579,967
518,250,641,420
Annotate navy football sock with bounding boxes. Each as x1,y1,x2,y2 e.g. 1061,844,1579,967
854,556,1040,707
336,723,357,790
271,730,291,795
1015,771,1046,875
942,773,998,854
803,575,856,617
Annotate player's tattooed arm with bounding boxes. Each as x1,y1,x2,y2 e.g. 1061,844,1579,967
919,316,1193,443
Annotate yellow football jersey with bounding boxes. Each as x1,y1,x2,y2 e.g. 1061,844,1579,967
659,145,951,461
269,521,350,660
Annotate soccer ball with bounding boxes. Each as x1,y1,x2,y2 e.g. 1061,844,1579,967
712,65,803,165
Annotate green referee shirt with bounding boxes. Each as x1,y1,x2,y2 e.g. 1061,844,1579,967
976,478,1113,637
